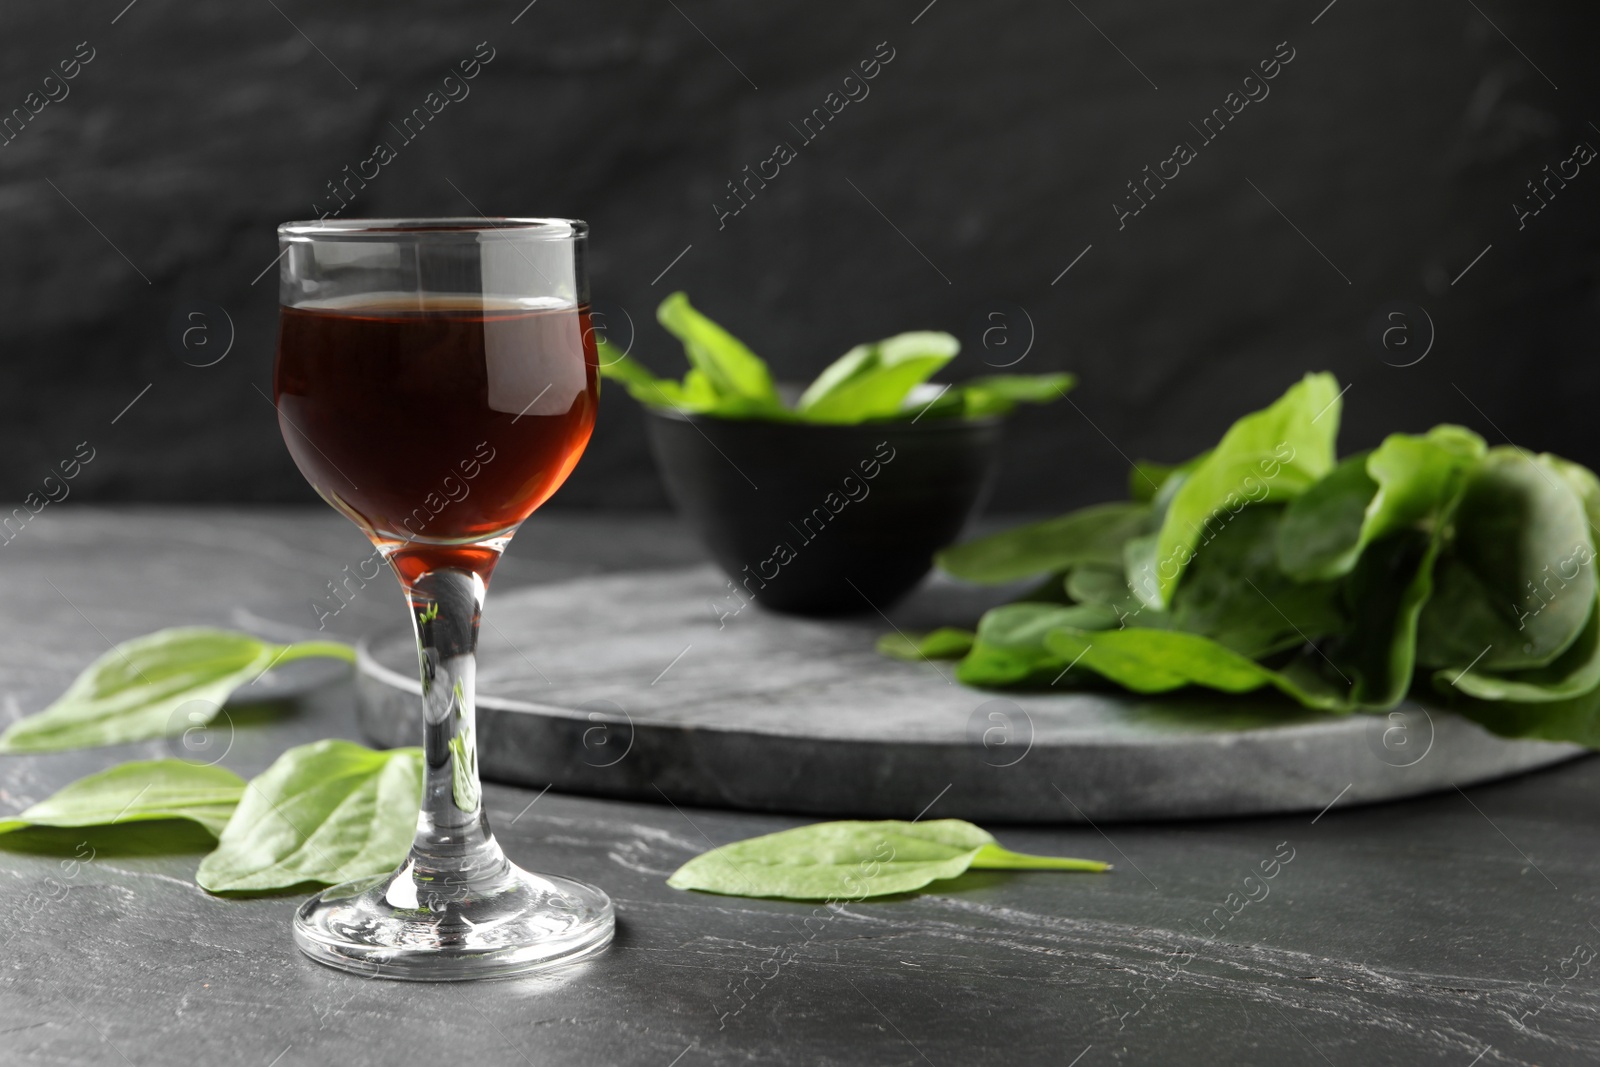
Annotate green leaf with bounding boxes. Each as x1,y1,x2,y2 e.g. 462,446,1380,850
1065,563,1145,615
1137,373,1342,608
1440,591,1600,703
797,331,959,423
0,628,355,754
1417,449,1596,672
1450,681,1600,747
877,628,975,662
945,372,1076,418
656,292,781,407
595,344,682,407
0,760,245,839
954,602,1120,687
666,819,1107,900
596,344,794,420
968,843,1109,871
1362,425,1486,536
1277,426,1485,580
900,382,968,421
196,740,422,894
1548,454,1600,536
1129,450,1211,504
1274,453,1377,580
1165,505,1345,659
937,502,1150,584
1039,626,1345,710
957,372,1075,404
1301,527,1441,708
959,507,1442,712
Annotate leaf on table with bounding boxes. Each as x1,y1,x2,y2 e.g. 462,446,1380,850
1417,448,1596,672
876,628,975,662
656,292,781,408
797,331,959,423
666,819,1107,900
0,760,246,839
196,740,422,895
968,843,1109,871
0,628,356,754
1138,372,1342,609
937,502,1150,584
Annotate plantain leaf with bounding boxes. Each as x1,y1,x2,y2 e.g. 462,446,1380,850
656,291,781,408
798,331,959,423
1138,373,1341,609
1417,449,1596,672
0,628,355,754
938,502,1150,584
0,760,245,839
876,628,975,662
196,740,422,894
1165,505,1345,659
1277,426,1484,580
1440,591,1600,703
667,819,1107,900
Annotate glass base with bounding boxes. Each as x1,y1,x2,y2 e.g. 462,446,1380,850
293,858,615,981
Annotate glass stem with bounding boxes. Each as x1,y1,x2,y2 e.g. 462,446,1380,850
401,564,509,895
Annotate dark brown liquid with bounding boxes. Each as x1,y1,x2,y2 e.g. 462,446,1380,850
274,299,597,578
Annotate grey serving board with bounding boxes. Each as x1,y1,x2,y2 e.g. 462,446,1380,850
356,566,1586,822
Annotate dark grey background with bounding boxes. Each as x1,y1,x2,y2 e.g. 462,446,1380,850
3,0,1595,512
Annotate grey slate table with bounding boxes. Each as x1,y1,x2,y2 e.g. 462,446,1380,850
3,508,1599,1067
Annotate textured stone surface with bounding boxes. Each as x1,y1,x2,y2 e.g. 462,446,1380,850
1,3,1597,513
2,509,1600,1065
359,565,1584,821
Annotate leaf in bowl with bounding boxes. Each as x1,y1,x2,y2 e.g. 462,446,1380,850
797,331,960,423
656,291,782,410
953,372,1077,417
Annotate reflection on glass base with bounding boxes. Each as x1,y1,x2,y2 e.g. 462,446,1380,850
292,860,614,981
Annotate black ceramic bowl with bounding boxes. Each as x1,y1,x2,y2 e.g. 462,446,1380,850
644,400,1002,615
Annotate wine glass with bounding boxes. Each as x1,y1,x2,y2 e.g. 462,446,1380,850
272,218,613,979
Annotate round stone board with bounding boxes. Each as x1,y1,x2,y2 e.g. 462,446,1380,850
355,566,1587,823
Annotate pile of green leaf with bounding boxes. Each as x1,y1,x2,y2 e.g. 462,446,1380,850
0,628,1106,901
0,629,427,893
599,291,1074,422
885,372,1600,747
